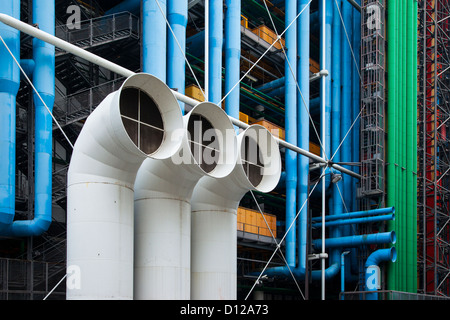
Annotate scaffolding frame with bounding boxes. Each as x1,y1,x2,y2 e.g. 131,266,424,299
360,0,386,201
417,0,450,297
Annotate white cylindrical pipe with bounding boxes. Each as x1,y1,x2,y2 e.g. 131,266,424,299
133,102,238,300
66,73,183,300
190,125,282,300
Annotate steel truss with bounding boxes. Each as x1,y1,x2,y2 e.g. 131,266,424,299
417,0,450,297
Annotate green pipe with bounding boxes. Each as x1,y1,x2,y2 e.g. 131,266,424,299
399,0,409,291
386,0,397,291
406,0,413,293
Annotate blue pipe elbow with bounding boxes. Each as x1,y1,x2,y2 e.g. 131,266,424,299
365,247,397,300
366,247,397,268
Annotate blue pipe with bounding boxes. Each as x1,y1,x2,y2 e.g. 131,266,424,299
340,250,350,299
320,0,343,280
20,59,35,79
16,0,55,236
311,206,395,222
320,0,332,189
256,77,285,93
283,0,297,267
224,0,240,121
296,0,310,277
2,0,55,236
311,213,395,228
143,0,166,82
351,0,361,213
312,231,397,249
167,0,187,113
341,0,352,220
0,0,20,233
365,248,397,300
208,0,223,104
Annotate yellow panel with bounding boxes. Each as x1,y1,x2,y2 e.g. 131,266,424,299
185,84,205,102
239,112,249,124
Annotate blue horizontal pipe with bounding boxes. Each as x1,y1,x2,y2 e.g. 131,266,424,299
312,231,396,249
256,77,285,92
311,213,395,229
311,206,395,222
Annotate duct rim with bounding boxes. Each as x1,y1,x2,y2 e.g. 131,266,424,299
115,73,184,160
238,124,282,192
182,102,238,179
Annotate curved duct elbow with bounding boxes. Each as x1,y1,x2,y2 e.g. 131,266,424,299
66,73,183,300
133,102,238,300
190,125,282,300
365,247,397,300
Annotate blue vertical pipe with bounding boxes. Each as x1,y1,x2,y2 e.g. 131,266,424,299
143,0,166,82
208,0,223,104
351,1,361,213
9,0,55,236
319,0,332,188
309,0,341,281
340,251,350,299
0,0,20,232
341,0,352,214
350,0,361,276
167,0,187,113
224,0,240,120
340,0,353,281
329,0,343,269
296,0,310,277
284,0,297,267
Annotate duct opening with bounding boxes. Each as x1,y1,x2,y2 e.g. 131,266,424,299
120,87,164,155
241,135,263,188
187,113,220,173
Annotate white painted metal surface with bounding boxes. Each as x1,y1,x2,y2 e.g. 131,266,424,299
190,125,282,300
66,73,183,299
133,102,238,300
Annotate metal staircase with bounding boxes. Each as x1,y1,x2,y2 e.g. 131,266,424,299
1,5,140,299
55,12,139,56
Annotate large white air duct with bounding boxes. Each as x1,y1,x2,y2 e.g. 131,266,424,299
66,73,184,300
133,102,238,300
190,124,282,300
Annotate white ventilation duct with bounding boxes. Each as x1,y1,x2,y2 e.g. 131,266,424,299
190,124,282,300
133,102,238,300
66,73,184,300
